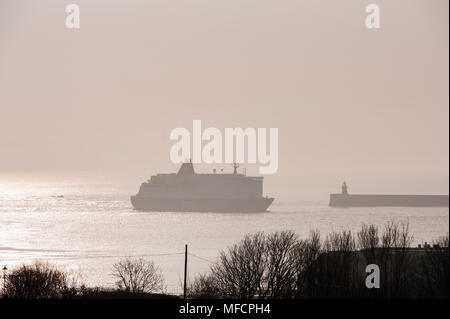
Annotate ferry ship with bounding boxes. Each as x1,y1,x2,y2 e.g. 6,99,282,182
131,162,274,212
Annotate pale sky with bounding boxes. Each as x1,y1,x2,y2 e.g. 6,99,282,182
0,0,448,193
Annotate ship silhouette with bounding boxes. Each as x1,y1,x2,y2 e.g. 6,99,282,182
131,162,274,212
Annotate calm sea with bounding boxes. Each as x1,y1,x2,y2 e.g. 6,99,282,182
0,175,448,294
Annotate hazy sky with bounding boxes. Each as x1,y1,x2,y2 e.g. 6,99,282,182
0,0,448,192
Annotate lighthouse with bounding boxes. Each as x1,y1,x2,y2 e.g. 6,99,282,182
342,182,348,195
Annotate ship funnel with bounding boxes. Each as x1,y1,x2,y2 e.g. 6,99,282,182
178,162,195,175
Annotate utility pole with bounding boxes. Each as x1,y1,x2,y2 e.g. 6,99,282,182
183,244,188,299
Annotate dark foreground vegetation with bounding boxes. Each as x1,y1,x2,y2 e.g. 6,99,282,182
1,222,448,299
189,222,448,299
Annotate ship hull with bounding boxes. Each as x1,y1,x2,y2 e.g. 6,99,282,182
329,194,449,207
131,196,274,212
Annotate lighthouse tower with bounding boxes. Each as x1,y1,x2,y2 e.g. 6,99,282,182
342,182,348,195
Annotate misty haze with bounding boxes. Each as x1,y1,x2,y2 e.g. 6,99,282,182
0,0,448,301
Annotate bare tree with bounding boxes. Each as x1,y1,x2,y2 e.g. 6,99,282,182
262,231,299,298
293,230,322,297
187,274,221,298
419,234,449,298
358,224,380,250
382,220,413,249
112,258,165,294
379,221,413,298
211,232,266,298
357,223,380,267
315,230,360,298
209,231,301,299
4,261,78,299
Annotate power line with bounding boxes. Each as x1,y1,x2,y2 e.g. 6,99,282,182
52,252,185,260
188,253,214,264
138,252,184,258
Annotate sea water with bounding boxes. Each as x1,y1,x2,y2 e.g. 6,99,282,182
0,174,448,294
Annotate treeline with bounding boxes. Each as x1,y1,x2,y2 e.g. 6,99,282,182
1,222,448,299
189,222,448,299
0,259,171,299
